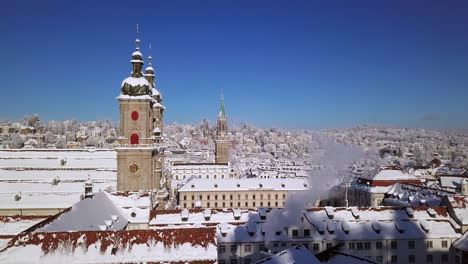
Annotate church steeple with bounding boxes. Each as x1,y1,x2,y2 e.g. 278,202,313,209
121,24,150,96
218,90,226,118
131,24,144,78
145,43,155,87
215,90,229,163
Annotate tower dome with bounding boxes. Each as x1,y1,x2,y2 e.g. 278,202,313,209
121,39,150,96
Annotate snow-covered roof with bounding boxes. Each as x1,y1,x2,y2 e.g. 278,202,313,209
149,208,258,228
453,229,468,251
255,245,321,264
120,76,150,89
32,192,128,232
0,150,116,169
321,252,376,264
116,93,153,101
440,176,467,189
132,50,142,58
105,191,151,224
179,178,308,192
0,228,217,263
0,192,81,210
218,206,460,244
372,166,418,181
446,196,468,225
0,216,48,238
145,65,154,72
384,183,454,207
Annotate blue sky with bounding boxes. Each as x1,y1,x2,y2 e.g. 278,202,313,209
1,0,468,129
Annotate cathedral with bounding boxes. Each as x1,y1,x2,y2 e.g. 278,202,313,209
115,35,165,197
115,32,231,208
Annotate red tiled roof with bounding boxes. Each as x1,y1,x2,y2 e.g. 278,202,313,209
1,228,217,255
371,179,421,187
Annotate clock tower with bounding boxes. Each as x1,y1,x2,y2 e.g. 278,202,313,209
115,33,165,194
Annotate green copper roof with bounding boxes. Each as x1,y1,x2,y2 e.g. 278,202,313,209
219,92,226,117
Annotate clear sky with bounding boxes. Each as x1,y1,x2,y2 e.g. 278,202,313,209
1,0,468,129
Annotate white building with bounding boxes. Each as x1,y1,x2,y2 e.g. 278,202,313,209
171,162,232,180
217,206,461,264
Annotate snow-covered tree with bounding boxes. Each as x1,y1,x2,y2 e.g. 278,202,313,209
11,134,25,149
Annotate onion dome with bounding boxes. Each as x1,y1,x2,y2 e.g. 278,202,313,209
120,36,150,96
132,48,143,63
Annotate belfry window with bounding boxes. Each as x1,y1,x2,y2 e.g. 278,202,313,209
130,134,139,145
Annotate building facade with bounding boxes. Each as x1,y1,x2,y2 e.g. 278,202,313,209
171,162,230,180
178,178,308,209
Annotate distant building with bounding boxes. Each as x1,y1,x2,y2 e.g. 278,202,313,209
383,182,455,207
178,178,309,209
347,166,422,207
171,162,231,180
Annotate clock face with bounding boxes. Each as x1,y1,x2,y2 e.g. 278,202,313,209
129,163,140,174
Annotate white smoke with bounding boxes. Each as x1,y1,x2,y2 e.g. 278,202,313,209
262,133,377,245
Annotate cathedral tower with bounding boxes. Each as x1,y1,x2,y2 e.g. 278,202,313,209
215,92,230,163
115,29,165,193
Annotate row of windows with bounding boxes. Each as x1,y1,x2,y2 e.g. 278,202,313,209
183,201,285,208
177,174,228,180
387,254,448,264
275,238,449,251
218,254,449,264
219,240,450,256
348,240,448,250
183,194,286,201
219,245,449,264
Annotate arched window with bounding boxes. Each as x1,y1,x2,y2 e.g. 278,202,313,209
130,133,139,145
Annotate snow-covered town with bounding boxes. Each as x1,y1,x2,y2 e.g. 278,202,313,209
2,1,468,264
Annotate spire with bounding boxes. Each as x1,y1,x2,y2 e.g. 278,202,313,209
148,43,152,66
130,24,144,78
145,43,155,88
136,24,140,47
218,90,226,118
